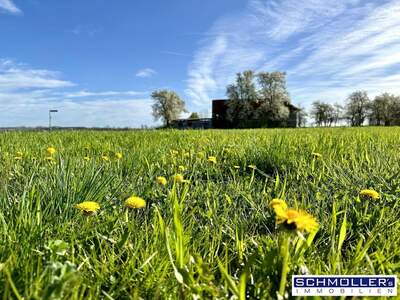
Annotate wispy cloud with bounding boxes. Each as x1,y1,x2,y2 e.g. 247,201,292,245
0,59,154,127
0,59,74,90
60,90,147,98
161,51,191,57
136,68,157,78
70,25,102,37
0,0,22,15
186,0,400,109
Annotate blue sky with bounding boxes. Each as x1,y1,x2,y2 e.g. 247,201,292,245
1,0,400,127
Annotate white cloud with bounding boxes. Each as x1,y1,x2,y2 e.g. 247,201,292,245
60,90,147,98
0,0,22,15
0,59,74,90
70,25,102,37
136,68,157,78
0,59,155,127
0,95,154,127
186,0,400,110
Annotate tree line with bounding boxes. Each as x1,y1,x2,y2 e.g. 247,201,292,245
149,71,400,128
310,91,400,127
150,70,295,128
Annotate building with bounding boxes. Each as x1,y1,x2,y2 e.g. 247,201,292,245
212,99,300,128
171,99,300,129
170,118,212,129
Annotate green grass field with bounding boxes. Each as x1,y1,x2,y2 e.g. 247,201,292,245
0,128,399,299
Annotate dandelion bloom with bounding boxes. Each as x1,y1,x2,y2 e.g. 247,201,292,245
101,155,109,161
270,201,318,233
269,198,288,211
312,152,322,159
248,164,257,170
75,201,100,215
47,147,56,155
208,156,217,164
172,174,189,184
178,165,186,172
115,152,123,160
125,196,146,209
156,176,167,186
360,189,379,200
83,156,90,161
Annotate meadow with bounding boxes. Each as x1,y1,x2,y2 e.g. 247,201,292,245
0,127,399,299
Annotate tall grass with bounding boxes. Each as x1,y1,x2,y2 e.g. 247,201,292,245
0,127,399,299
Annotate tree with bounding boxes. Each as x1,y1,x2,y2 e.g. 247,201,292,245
226,70,292,127
345,91,370,126
188,112,200,119
151,90,186,127
226,70,258,123
370,93,400,126
310,101,335,126
256,71,290,123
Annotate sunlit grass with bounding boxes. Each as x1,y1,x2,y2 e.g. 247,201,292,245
0,127,399,299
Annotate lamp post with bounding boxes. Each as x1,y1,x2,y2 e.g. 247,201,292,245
49,109,58,131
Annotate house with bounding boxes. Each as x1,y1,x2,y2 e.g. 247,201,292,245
170,118,212,129
212,99,300,128
171,99,300,129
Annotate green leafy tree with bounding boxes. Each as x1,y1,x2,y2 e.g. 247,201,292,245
256,71,290,123
151,90,187,127
310,101,329,126
226,70,258,123
226,70,293,127
370,93,400,126
345,91,370,126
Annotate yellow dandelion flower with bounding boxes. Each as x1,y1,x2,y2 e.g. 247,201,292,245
178,165,186,172
125,196,146,209
248,164,257,170
269,198,288,211
115,152,123,160
101,155,109,161
156,176,167,186
271,204,318,233
360,189,379,200
83,156,90,161
172,174,189,184
173,173,184,183
208,156,217,164
312,152,322,159
47,147,56,156
75,201,100,215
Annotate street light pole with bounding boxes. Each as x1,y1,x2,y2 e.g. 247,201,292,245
49,109,58,131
